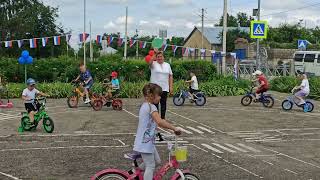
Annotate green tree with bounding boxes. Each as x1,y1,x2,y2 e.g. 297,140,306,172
0,0,69,58
237,12,253,27
217,13,238,27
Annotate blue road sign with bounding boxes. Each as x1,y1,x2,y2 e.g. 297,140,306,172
298,40,308,49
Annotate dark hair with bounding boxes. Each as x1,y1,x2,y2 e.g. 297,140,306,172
156,51,164,56
80,63,85,67
143,83,162,97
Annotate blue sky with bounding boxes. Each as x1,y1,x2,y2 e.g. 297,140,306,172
42,0,320,47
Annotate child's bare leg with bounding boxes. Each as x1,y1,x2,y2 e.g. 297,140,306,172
188,92,194,100
296,96,305,105
29,111,35,123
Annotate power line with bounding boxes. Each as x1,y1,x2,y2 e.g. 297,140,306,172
261,2,320,17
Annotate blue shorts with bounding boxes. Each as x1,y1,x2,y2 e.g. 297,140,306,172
84,81,93,90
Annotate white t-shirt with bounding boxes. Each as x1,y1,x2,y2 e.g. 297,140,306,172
22,88,39,103
133,102,158,153
191,76,199,90
300,79,310,93
150,61,173,92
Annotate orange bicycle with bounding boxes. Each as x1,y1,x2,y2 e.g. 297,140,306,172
67,81,102,110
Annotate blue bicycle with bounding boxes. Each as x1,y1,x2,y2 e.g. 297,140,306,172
241,85,274,108
281,92,314,112
173,89,206,106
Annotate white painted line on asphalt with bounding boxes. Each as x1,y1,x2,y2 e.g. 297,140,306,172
197,126,214,133
224,143,248,153
201,144,223,153
210,153,263,178
0,145,129,152
156,141,189,144
177,127,193,134
168,110,225,133
18,133,136,137
54,141,68,143
0,171,22,180
212,143,236,153
117,139,126,146
262,160,274,166
186,126,204,134
245,139,282,143
190,144,208,153
123,109,138,118
263,147,320,169
237,143,261,153
284,169,298,175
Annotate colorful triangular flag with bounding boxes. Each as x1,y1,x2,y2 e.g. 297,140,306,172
117,38,123,47
4,41,13,48
79,33,89,43
29,38,37,48
107,36,114,45
130,39,136,47
139,41,147,49
42,37,49,47
66,34,72,43
54,36,61,46
200,49,206,57
17,40,24,48
96,35,102,44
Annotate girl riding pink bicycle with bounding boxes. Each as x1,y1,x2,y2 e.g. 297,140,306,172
91,83,199,180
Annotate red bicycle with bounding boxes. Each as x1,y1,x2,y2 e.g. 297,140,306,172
91,134,199,180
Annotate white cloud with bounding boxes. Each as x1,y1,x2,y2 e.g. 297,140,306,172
116,16,134,25
104,21,116,29
139,20,149,25
156,20,171,27
161,0,192,6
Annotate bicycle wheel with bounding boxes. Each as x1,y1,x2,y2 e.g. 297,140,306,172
281,100,293,111
304,101,314,112
21,116,31,131
43,117,54,133
93,172,127,180
174,173,200,180
241,95,252,106
262,96,274,108
195,95,206,106
173,94,185,106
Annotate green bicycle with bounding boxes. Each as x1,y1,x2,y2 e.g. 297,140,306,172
19,97,54,133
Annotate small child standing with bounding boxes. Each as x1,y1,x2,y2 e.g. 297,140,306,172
185,72,199,101
133,83,181,180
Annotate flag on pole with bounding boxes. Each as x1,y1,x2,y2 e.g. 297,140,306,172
107,36,114,45
53,36,61,46
79,33,89,43
139,41,147,48
162,44,168,52
29,38,37,48
130,39,136,47
117,38,123,47
66,34,72,43
96,35,102,44
41,37,49,47
17,40,24,48
4,41,13,48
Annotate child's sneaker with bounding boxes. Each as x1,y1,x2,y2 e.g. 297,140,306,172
84,99,91,104
303,104,309,113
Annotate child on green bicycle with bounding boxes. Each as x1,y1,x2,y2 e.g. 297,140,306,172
22,78,48,125
133,83,181,180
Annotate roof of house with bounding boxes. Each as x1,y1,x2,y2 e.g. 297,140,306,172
184,26,250,45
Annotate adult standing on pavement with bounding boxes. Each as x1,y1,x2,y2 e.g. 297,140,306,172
149,49,173,119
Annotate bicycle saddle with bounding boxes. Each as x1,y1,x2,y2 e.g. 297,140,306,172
124,152,142,160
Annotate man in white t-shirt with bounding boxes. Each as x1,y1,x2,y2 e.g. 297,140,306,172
186,72,199,101
149,50,173,119
293,72,310,105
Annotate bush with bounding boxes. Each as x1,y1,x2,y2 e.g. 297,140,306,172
270,76,320,100
4,77,249,99
0,55,216,83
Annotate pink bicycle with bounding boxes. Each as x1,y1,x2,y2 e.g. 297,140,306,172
91,134,199,180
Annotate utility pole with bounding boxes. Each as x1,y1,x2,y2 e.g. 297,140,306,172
90,21,93,62
222,0,227,75
136,29,139,58
83,0,86,66
256,0,261,70
124,6,128,59
201,8,204,50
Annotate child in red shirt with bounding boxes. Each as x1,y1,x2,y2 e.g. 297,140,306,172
252,70,269,101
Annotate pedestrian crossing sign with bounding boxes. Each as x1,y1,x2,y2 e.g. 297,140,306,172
250,20,268,39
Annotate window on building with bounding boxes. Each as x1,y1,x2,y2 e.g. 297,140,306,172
304,54,316,63
294,54,304,62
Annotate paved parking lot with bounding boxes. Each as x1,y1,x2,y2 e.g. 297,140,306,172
0,92,319,180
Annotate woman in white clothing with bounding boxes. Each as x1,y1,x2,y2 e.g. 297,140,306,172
149,50,173,119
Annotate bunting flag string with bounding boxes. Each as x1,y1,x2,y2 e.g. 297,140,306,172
96,35,102,44
162,44,168,52
5,41,13,48
107,36,113,45
129,39,136,47
42,37,49,47
29,38,37,48
17,40,23,48
79,33,89,43
118,38,123,47
66,34,72,43
53,36,61,46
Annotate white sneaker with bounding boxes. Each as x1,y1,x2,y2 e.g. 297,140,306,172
84,99,91,104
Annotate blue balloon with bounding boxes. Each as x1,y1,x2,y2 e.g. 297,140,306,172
18,57,25,64
22,50,29,59
26,56,33,64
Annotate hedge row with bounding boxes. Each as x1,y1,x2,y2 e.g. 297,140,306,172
2,77,250,99
270,76,320,100
0,55,216,83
